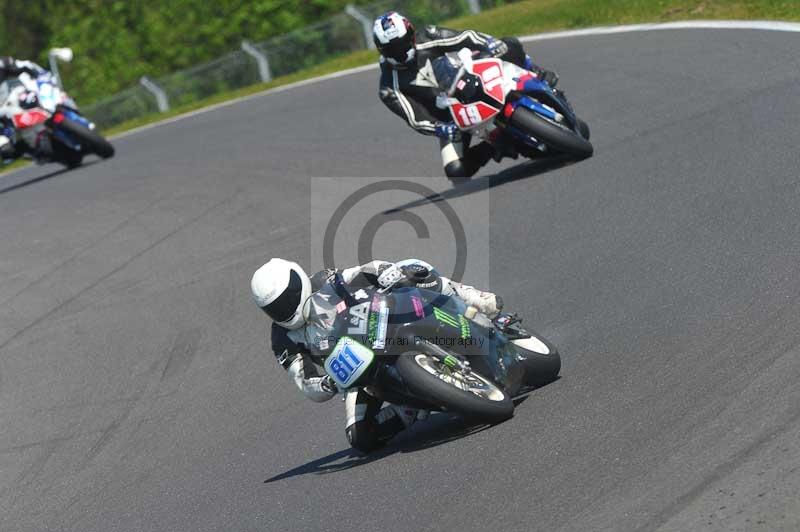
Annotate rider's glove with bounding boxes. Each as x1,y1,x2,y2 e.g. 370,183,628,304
0,128,17,161
377,263,405,289
1,125,15,142
434,122,460,142
485,37,508,58
320,375,339,394
535,68,559,88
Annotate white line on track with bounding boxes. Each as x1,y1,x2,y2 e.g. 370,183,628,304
111,20,800,140
517,19,800,42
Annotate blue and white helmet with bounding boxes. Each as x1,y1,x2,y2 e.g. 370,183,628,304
373,12,416,66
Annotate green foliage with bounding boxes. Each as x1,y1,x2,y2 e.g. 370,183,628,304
3,0,795,113
0,0,357,103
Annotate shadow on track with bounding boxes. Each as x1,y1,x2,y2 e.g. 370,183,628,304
0,159,101,195
264,384,550,484
383,155,574,214
264,412,492,484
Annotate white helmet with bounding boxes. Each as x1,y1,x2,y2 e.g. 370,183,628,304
251,258,311,330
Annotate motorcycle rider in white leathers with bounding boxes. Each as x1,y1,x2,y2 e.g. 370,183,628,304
0,56,47,162
251,258,504,453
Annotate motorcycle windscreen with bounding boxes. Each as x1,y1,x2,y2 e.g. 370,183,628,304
303,284,345,352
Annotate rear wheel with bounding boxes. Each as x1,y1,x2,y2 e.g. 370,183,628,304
57,118,115,159
396,353,514,423
510,106,593,159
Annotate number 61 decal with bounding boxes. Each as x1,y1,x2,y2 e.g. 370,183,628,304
324,337,375,389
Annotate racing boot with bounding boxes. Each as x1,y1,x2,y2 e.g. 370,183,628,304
487,127,520,163
346,389,426,453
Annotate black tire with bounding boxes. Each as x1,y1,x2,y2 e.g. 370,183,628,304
57,118,115,159
577,118,591,140
51,140,84,168
396,353,514,424
512,332,561,388
510,106,593,159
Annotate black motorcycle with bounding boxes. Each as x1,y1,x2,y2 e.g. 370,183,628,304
303,272,561,423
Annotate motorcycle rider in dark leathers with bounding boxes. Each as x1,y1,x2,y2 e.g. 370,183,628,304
374,12,559,182
0,57,46,162
251,258,506,453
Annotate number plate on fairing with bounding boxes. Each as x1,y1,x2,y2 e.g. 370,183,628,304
324,337,375,389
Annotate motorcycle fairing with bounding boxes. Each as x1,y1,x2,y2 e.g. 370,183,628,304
12,110,48,128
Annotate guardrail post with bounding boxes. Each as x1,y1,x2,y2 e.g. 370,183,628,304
241,40,272,83
139,76,169,112
345,4,375,50
467,0,481,14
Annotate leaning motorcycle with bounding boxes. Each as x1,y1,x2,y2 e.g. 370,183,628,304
303,270,561,424
432,48,593,162
0,71,114,168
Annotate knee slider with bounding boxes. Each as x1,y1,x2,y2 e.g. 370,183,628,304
346,421,380,453
444,160,469,179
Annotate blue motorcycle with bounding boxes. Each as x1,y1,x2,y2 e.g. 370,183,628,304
0,71,114,168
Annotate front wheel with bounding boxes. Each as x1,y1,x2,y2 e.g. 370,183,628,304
577,118,591,140
510,106,593,159
57,118,115,159
396,353,514,424
52,140,83,168
511,332,561,388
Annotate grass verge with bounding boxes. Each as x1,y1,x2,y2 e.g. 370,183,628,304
3,0,798,174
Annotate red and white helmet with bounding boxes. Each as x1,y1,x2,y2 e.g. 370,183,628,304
373,12,416,66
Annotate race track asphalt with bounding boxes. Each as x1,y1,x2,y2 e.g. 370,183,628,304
1,29,800,532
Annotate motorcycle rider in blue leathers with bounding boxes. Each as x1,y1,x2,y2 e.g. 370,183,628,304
251,258,505,453
373,12,559,182
0,57,47,163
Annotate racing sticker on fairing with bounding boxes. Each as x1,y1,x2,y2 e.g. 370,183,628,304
372,299,389,350
347,302,370,334
433,307,472,339
324,337,375,389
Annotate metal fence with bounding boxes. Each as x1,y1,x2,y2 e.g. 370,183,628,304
83,0,513,130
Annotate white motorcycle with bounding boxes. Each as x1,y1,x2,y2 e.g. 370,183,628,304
0,70,114,168
433,48,592,160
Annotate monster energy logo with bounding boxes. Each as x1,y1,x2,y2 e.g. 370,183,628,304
459,315,471,339
367,310,378,344
433,308,471,339
433,307,459,328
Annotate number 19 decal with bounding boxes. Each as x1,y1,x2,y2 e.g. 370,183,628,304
457,105,482,126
